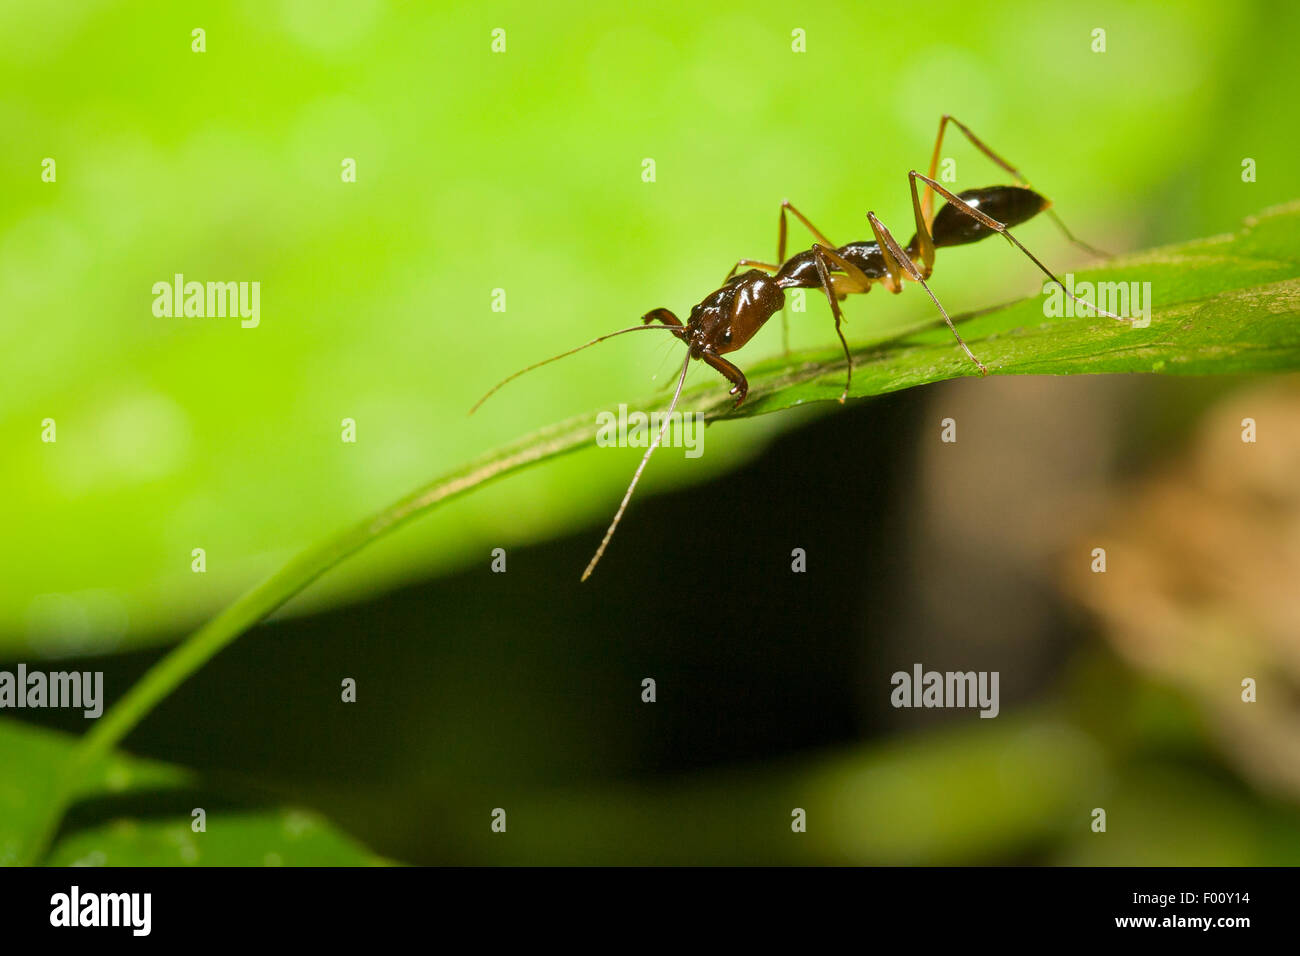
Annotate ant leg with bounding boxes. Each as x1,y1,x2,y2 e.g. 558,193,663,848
735,201,840,354
724,258,779,281
777,201,840,357
809,244,856,403
778,200,837,263
925,114,1109,257
810,244,880,300
701,351,749,407
911,172,1125,323
906,166,936,278
925,115,1023,222
865,213,988,375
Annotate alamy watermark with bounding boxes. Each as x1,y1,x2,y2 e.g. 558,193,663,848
0,664,103,718
152,273,260,328
596,404,704,458
890,662,999,718
50,886,150,936
1043,274,1152,328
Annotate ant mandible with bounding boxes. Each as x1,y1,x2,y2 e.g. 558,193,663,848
471,115,1122,580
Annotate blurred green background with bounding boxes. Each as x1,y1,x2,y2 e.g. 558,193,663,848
3,0,1299,865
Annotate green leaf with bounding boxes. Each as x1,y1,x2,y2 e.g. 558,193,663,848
0,719,385,866
712,201,1300,418
20,202,1300,864
44,812,385,867
465,715,1108,865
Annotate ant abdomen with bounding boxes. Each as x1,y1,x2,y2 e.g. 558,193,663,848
929,185,1050,248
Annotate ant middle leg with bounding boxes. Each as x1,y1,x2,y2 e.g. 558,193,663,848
865,212,989,375
925,114,1109,258
809,244,859,403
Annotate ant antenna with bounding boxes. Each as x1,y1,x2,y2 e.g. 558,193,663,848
469,324,687,415
581,351,693,581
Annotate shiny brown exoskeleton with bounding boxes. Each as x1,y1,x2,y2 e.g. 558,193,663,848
471,115,1119,580
637,268,788,408
722,116,1119,397
641,183,1038,406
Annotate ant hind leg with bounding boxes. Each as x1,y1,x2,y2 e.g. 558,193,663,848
925,114,1110,258
910,172,1125,324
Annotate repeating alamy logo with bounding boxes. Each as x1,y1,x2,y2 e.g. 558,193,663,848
0,664,103,718
1044,274,1152,328
152,273,260,328
596,404,704,458
890,663,1000,718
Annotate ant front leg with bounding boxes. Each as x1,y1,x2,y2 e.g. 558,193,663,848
701,351,749,408
925,114,1109,258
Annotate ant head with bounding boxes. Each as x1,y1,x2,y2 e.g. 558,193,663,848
688,270,784,356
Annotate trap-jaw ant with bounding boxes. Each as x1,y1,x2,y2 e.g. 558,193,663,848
471,115,1122,580
726,115,1118,378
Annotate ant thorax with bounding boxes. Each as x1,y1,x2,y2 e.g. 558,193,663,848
837,242,889,278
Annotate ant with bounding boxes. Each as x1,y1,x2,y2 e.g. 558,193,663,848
471,115,1122,580
725,115,1117,373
